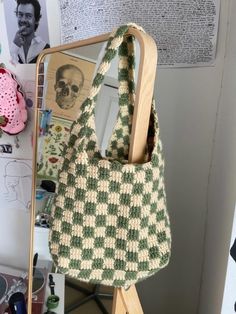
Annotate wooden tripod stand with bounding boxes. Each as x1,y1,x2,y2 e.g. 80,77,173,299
111,27,158,314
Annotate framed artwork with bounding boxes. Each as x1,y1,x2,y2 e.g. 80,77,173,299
37,116,72,180
45,52,96,120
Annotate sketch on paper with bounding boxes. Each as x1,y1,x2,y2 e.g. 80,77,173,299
1,159,32,211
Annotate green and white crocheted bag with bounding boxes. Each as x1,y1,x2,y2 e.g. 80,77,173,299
49,24,171,288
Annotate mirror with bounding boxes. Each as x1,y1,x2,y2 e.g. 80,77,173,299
29,36,141,313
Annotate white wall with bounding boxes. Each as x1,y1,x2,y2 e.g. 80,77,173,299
137,1,232,313
199,0,236,313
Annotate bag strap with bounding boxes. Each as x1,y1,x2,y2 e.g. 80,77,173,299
71,24,157,163
106,34,136,161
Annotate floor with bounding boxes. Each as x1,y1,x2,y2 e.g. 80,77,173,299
65,278,114,314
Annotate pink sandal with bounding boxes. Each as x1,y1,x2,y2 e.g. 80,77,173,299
0,67,27,135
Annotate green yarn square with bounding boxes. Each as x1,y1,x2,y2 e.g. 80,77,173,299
114,259,126,270
73,212,83,225
58,245,70,257
109,181,120,193
117,216,129,229
106,226,116,237
79,269,92,279
57,184,66,196
94,237,104,248
150,202,157,213
87,140,96,151
102,269,115,280
83,226,94,238
98,167,109,180
122,172,134,183
107,203,119,215
97,191,108,203
126,251,138,262
76,163,87,176
157,231,167,243
54,207,63,219
82,248,93,260
138,261,149,271
130,207,141,218
67,173,75,185
51,231,60,242
64,197,74,208
116,238,126,250
96,215,106,227
61,221,72,234
119,193,131,206
71,236,83,248
127,229,139,240
84,202,96,215
125,271,137,280
139,239,148,250
156,209,165,221
149,246,159,259
92,258,104,269
143,193,151,205
148,224,156,236
145,168,153,181
75,188,86,201
87,177,98,190
69,259,81,269
105,248,115,258
140,217,149,228
153,179,159,190
132,183,143,195
160,252,170,266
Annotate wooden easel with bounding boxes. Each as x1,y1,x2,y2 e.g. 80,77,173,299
29,26,157,314
111,27,158,314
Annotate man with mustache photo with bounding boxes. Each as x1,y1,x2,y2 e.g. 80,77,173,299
10,0,50,64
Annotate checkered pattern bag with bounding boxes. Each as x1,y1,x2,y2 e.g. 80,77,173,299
49,24,171,288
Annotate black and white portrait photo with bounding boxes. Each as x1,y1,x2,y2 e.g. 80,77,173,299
4,0,50,64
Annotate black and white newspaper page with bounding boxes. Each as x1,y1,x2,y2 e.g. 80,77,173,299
59,0,220,68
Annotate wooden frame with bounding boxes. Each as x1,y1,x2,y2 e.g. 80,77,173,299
28,26,157,313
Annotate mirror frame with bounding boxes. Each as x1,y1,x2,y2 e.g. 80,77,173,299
28,32,111,313
28,26,157,312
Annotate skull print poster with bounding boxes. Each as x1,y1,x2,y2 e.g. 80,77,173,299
44,52,96,120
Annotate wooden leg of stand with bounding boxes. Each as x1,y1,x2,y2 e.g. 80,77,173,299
112,285,143,314
112,288,126,314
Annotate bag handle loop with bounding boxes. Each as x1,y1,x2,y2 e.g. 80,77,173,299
73,24,158,163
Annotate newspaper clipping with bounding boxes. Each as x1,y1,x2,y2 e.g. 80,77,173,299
59,0,220,67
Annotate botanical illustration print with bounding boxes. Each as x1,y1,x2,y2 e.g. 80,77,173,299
37,116,72,180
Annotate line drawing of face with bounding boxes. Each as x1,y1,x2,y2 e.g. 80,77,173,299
17,4,36,37
4,160,32,211
54,64,84,110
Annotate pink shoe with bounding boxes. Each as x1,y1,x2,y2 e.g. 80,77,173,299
0,67,27,135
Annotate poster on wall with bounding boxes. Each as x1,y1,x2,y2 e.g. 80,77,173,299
37,116,72,180
3,0,50,64
44,52,96,121
59,0,220,68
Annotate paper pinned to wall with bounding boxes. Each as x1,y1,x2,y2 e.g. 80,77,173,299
0,158,32,211
59,0,220,67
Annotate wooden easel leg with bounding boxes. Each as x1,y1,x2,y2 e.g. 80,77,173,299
112,288,126,314
112,285,143,314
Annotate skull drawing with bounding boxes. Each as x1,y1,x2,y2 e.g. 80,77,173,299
54,64,84,110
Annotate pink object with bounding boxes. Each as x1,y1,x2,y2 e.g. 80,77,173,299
0,68,27,134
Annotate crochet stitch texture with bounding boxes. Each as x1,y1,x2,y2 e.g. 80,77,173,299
49,24,171,288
